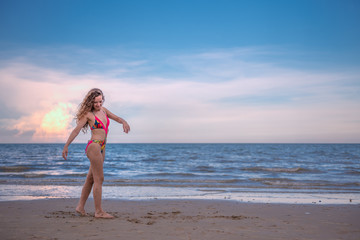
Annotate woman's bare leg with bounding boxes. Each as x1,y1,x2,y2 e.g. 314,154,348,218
86,143,113,219
76,167,94,216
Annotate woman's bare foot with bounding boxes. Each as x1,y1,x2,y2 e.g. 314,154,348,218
75,206,86,216
95,211,114,219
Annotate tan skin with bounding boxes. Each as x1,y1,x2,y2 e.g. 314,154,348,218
62,95,130,219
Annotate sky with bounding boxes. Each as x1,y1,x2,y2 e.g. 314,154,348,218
0,0,359,143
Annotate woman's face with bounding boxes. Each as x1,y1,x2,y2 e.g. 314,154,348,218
93,95,103,111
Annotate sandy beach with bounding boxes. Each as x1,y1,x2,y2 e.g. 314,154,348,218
0,199,359,240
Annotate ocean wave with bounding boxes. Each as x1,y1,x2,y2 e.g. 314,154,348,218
0,171,88,178
243,166,314,173
0,166,31,172
192,165,216,173
143,157,159,162
22,174,47,178
110,178,243,184
250,178,360,188
137,172,198,178
346,170,360,175
103,178,246,188
0,178,85,186
63,173,88,177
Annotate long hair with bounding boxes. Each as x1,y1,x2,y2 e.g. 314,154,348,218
76,88,105,133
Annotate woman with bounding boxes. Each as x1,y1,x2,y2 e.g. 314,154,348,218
62,88,130,219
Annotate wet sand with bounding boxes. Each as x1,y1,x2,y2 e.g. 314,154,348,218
0,198,359,240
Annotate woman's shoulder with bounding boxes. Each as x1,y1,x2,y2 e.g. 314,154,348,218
102,107,109,114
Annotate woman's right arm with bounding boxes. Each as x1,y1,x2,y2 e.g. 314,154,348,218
62,115,88,160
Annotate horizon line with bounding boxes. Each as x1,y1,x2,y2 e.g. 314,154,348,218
0,142,359,145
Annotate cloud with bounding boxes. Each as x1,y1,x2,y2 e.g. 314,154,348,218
1,47,359,143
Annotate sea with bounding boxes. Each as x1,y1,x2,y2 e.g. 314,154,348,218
0,143,359,204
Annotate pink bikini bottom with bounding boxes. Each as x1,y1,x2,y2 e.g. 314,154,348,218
85,140,106,153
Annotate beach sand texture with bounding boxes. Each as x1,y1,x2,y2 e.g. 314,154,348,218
0,199,359,240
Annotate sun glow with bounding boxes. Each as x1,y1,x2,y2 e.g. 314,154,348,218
31,102,75,142
40,103,73,133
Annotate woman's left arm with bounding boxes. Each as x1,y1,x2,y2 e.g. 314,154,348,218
103,107,130,133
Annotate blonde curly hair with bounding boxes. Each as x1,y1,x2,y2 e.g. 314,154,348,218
76,88,105,133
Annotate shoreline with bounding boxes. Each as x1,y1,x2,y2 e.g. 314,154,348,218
1,198,359,240
1,184,359,204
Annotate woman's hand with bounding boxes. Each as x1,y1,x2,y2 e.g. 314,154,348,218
62,146,68,160
123,121,130,133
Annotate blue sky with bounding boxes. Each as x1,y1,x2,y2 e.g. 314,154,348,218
0,0,359,143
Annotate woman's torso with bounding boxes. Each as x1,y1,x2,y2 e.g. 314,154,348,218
88,109,109,141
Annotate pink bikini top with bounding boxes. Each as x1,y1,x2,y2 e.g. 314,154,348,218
90,111,109,135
